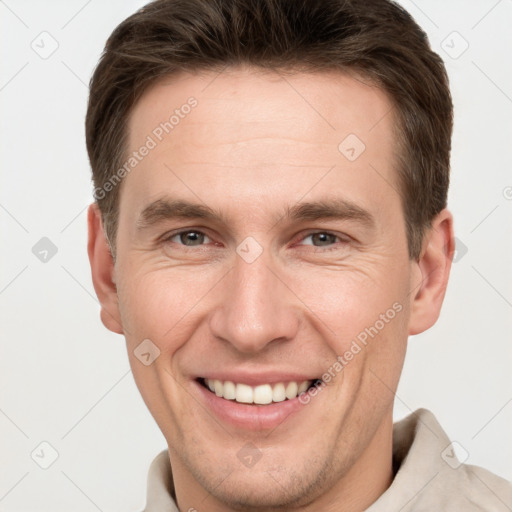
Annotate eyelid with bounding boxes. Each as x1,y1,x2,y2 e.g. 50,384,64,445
158,228,351,250
293,230,351,246
159,227,213,245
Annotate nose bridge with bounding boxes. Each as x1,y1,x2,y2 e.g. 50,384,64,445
209,248,298,353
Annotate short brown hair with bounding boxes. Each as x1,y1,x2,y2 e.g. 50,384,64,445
86,0,453,260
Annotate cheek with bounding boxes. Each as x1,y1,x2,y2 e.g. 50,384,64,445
116,264,221,347
285,262,411,399
286,263,408,344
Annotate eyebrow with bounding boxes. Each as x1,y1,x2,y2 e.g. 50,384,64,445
136,197,375,230
136,198,226,230
284,199,374,227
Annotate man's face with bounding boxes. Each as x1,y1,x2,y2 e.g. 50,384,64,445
110,67,423,508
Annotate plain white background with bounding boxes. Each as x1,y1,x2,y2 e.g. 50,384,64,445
1,0,511,510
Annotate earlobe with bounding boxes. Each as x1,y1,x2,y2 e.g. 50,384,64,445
87,203,124,335
408,209,454,336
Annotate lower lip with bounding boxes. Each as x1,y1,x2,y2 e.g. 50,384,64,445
194,380,311,431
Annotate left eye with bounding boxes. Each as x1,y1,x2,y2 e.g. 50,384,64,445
167,230,212,246
299,232,342,247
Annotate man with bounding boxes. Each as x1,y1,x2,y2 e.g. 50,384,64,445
86,0,512,510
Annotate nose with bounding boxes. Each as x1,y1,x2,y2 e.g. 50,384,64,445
209,249,300,354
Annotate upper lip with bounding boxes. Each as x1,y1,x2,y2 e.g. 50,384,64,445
197,371,319,387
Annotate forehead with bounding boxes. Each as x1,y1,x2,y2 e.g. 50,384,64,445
129,66,394,148
122,66,399,222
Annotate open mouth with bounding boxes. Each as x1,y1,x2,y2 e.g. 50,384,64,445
197,377,322,405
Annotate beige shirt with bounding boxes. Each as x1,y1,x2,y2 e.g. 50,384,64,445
142,408,512,511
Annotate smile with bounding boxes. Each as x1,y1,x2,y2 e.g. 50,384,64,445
198,377,321,405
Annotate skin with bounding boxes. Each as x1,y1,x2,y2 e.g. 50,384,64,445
88,66,454,512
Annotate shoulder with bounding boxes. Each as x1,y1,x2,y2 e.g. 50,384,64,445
366,408,512,511
447,463,512,511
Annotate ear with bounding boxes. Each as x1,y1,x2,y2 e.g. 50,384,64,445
408,209,455,336
87,203,124,334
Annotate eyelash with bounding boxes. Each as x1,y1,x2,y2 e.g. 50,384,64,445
160,229,349,251
295,231,350,250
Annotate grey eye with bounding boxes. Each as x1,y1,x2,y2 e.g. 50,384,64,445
302,232,339,247
171,231,210,246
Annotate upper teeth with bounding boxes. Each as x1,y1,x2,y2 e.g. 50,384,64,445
204,378,312,404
